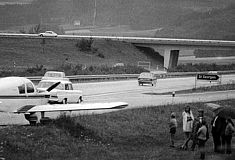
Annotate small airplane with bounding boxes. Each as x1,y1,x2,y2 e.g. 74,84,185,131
0,77,128,125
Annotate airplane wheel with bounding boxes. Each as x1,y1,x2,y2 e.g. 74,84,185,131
63,98,67,104
29,121,37,126
40,117,52,125
25,113,38,126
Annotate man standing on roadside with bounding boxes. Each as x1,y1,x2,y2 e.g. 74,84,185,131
211,115,226,153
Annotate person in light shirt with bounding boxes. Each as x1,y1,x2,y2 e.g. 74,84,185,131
181,106,194,149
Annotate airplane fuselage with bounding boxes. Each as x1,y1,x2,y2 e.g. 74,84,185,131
0,77,49,112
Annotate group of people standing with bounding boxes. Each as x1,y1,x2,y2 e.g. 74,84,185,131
169,105,235,160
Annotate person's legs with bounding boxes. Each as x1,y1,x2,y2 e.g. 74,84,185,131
225,136,232,154
182,132,191,149
212,133,217,152
212,133,220,152
198,140,206,160
221,135,226,154
170,128,176,147
191,135,197,151
170,133,175,146
217,136,222,153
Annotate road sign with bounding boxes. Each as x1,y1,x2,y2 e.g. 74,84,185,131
197,74,220,81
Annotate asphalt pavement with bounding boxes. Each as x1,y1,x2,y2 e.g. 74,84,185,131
75,74,235,107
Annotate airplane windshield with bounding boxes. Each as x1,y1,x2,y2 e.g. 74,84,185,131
37,82,64,90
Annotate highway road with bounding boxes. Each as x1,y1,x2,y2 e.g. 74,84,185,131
0,74,235,125
75,74,235,107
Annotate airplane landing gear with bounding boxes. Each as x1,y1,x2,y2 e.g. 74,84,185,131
24,112,38,126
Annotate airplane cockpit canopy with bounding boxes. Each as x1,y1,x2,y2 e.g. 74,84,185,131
0,77,36,95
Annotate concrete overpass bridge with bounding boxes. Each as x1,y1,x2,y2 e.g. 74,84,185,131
1,33,235,69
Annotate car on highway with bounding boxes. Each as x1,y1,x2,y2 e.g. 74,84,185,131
37,79,83,104
113,63,125,67
138,72,157,86
37,71,83,104
38,31,58,37
208,71,218,74
42,71,67,80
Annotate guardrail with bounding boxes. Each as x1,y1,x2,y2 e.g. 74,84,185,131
28,74,139,83
27,70,235,83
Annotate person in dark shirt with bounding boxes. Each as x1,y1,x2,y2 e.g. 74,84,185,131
197,120,208,160
169,112,178,147
211,116,226,153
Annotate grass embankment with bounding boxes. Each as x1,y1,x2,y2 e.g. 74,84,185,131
1,99,235,160
0,37,162,75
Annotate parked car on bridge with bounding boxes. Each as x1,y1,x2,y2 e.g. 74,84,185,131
38,31,58,37
138,72,157,86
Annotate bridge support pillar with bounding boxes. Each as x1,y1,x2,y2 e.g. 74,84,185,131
164,49,179,69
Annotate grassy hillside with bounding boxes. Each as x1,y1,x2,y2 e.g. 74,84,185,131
0,37,163,71
155,3,235,40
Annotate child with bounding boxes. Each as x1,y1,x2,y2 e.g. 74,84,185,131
169,112,177,147
197,120,209,160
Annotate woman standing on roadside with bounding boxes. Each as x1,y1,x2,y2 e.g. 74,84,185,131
182,105,194,149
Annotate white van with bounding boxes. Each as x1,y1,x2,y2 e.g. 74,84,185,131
37,71,83,104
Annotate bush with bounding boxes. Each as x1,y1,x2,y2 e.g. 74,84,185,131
168,63,235,72
76,38,93,52
26,64,45,76
0,63,147,77
0,69,14,77
56,63,147,75
97,53,105,58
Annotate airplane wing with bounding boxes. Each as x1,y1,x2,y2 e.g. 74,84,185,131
14,102,128,113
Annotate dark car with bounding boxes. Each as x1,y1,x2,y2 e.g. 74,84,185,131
138,72,157,86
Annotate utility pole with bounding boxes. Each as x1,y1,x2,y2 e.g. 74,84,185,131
93,0,97,26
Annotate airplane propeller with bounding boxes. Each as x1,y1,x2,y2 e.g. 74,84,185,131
46,82,61,92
